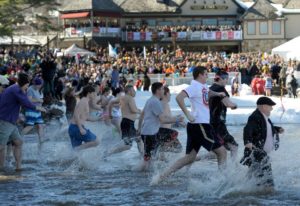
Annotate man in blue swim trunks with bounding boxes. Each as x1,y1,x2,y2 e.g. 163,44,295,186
69,85,100,150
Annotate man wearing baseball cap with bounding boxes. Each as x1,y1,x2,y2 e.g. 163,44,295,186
241,96,284,191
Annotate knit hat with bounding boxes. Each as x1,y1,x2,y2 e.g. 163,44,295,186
17,72,30,87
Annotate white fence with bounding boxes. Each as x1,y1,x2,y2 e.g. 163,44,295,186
130,72,241,86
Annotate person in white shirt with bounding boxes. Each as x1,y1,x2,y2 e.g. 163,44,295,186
152,66,227,184
241,96,284,191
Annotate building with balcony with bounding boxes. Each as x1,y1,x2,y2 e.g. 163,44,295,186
58,0,300,52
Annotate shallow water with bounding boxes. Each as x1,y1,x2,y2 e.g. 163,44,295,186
1,121,300,206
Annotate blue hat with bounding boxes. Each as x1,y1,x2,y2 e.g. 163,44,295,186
33,77,43,85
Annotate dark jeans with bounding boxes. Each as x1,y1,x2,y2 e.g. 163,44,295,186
44,79,55,97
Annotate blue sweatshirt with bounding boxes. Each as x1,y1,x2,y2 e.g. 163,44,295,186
0,84,36,124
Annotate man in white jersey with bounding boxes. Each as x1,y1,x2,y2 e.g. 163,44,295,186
152,66,227,184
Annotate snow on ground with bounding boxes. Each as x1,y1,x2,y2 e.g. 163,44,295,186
135,84,300,125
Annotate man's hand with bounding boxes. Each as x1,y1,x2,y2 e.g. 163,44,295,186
279,127,284,134
36,106,47,113
186,113,195,123
176,115,184,123
245,143,253,150
219,92,226,98
231,104,238,110
80,128,87,135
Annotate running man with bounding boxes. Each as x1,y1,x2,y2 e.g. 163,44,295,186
152,66,227,184
68,85,100,150
209,71,238,159
0,73,46,170
158,86,183,154
107,85,143,155
138,82,184,171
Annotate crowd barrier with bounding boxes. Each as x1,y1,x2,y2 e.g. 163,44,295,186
125,72,241,87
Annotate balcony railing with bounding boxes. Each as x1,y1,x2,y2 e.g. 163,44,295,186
61,27,243,41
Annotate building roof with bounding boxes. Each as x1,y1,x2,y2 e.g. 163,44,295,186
120,0,184,13
241,0,280,19
60,0,122,13
283,0,300,9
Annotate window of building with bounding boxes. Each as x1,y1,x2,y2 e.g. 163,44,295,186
272,21,281,34
259,21,268,35
218,20,234,26
202,19,217,25
157,21,173,26
186,21,202,26
146,19,156,27
247,21,256,35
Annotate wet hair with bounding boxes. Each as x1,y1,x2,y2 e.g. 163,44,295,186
112,87,122,97
215,70,229,82
163,86,170,95
79,85,95,99
192,66,207,80
151,82,163,94
124,85,134,94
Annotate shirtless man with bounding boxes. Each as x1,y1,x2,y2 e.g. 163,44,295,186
158,86,183,154
68,85,100,150
107,85,142,155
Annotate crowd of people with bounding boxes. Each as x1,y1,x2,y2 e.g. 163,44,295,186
123,24,242,32
0,45,297,191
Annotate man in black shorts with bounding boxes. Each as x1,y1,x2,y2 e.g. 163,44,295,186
209,71,238,159
138,82,183,171
152,66,227,184
107,85,142,156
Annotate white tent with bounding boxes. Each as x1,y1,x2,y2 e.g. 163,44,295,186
272,36,300,61
63,44,95,57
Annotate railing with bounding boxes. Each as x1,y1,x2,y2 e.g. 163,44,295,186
123,30,243,42
62,27,121,38
61,27,243,41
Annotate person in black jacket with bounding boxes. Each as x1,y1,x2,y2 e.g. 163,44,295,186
40,55,56,98
209,71,238,159
143,73,151,91
241,97,284,190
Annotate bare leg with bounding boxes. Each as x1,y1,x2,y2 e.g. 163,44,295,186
0,145,6,169
108,144,131,155
111,118,121,136
37,124,44,144
22,125,33,136
212,146,227,169
135,159,151,172
136,138,144,157
6,144,13,161
12,139,23,171
151,150,197,185
74,138,100,151
227,143,238,161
